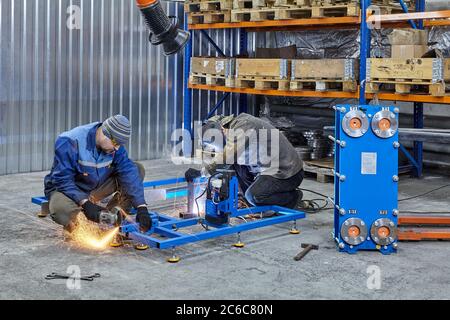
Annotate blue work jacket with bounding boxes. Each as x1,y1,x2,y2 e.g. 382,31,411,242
44,122,145,207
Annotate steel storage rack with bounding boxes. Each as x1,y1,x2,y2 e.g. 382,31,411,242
182,1,450,242
182,0,450,178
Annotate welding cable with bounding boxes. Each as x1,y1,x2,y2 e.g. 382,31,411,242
398,184,450,202
295,188,335,213
300,198,330,213
298,188,331,199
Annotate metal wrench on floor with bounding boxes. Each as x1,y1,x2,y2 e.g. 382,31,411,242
45,273,101,281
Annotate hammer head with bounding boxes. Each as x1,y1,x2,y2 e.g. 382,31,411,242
301,243,319,250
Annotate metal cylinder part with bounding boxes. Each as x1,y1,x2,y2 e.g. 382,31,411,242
342,110,369,138
371,110,399,139
341,218,368,246
370,218,397,246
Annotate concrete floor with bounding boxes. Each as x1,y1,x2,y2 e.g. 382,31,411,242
1,158,450,300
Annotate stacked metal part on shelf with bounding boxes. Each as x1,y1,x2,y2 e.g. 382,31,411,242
301,130,334,160
295,146,313,161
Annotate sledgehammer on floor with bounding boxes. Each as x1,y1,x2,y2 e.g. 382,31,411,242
294,243,319,261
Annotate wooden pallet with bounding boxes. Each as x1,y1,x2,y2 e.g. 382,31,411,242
185,0,233,13
290,79,357,92
232,0,276,10
273,0,304,8
231,3,358,21
234,76,290,90
303,158,334,183
309,3,360,17
367,59,450,97
366,79,447,97
231,8,278,21
188,10,232,24
275,7,314,19
368,4,416,15
189,73,235,87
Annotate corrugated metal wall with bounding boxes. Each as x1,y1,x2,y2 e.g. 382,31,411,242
0,0,190,175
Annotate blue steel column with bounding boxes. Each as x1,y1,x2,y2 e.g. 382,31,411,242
412,0,425,177
416,0,425,29
359,0,371,104
239,28,248,114
413,104,424,177
183,15,193,156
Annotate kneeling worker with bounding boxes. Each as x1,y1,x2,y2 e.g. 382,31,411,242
44,115,152,233
185,113,304,209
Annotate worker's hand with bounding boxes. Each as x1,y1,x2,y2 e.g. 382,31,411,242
81,200,104,222
136,207,152,233
185,168,201,182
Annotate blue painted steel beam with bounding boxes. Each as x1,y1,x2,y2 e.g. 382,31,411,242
200,30,226,57
128,211,305,250
359,0,371,104
143,177,186,188
205,92,231,121
399,144,420,169
238,28,248,114
398,0,417,28
32,197,47,206
32,177,205,206
183,13,193,157
413,102,424,177
416,0,425,29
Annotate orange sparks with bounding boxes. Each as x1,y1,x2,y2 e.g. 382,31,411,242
69,214,120,250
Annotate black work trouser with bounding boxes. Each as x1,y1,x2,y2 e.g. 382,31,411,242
233,165,304,209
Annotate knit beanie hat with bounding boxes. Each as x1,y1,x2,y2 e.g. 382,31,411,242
102,115,131,146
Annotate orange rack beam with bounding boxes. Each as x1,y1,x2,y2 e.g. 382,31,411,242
399,216,450,225
188,83,359,99
188,16,361,30
189,83,450,104
188,12,450,31
367,93,450,105
399,228,450,241
367,10,450,24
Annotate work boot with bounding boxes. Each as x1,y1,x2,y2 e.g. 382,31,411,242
293,190,305,209
63,222,76,242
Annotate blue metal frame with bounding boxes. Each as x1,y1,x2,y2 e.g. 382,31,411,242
359,0,371,104
121,205,304,249
32,177,305,251
200,30,226,57
183,13,193,156
398,0,417,28
205,92,231,121
413,102,424,177
238,28,248,113
412,0,425,177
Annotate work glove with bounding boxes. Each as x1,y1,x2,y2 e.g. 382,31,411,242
81,200,104,223
185,168,201,183
136,207,152,233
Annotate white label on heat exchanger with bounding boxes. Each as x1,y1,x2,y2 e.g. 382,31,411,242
361,152,377,175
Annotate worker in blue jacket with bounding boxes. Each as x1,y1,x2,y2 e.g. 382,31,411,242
44,115,152,234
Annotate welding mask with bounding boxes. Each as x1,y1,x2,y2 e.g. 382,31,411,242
137,0,190,56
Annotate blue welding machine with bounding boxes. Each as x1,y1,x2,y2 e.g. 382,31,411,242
332,105,399,255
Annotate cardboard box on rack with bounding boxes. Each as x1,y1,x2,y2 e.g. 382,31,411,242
391,45,429,58
388,29,429,45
